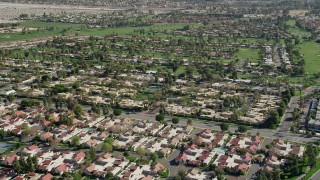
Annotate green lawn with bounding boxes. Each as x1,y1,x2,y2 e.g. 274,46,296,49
19,21,84,28
0,21,83,42
297,41,320,75
135,92,153,100
237,72,255,79
78,23,200,37
175,66,186,74
0,21,199,42
126,156,137,162
0,30,61,43
235,48,260,62
286,20,311,38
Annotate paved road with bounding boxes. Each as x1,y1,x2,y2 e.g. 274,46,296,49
310,169,320,180
121,86,320,179
124,110,320,144
246,164,260,180
278,96,299,132
158,149,182,177
273,44,282,67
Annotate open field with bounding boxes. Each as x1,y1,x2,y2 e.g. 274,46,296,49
288,9,309,17
79,23,198,36
286,19,311,38
0,21,201,43
20,21,84,29
235,48,260,62
0,21,83,43
287,41,320,86
0,20,277,47
297,41,320,75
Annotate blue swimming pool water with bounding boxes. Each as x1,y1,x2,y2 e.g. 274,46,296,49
215,147,227,154
83,128,93,131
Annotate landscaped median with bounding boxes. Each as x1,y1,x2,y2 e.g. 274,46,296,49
303,157,320,179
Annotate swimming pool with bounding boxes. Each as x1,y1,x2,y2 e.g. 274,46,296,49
83,128,93,132
215,147,227,154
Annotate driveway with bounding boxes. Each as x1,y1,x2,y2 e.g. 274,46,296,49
159,149,182,177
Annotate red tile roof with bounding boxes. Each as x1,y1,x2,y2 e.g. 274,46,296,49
27,145,39,151
230,138,240,145
235,163,248,172
175,153,188,162
43,160,51,165
41,173,53,180
55,164,69,173
4,154,18,164
74,151,86,161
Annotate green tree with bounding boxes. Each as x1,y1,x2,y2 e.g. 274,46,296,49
104,137,114,144
159,169,169,178
136,146,147,157
7,94,15,103
91,105,101,115
89,147,97,161
113,109,122,116
103,106,109,115
51,84,68,94
277,107,284,116
73,104,83,118
73,171,82,180
149,152,158,162
0,130,7,139
32,155,38,167
178,170,186,179
220,123,229,131
266,110,280,128
105,171,114,179
102,143,113,152
305,144,318,168
14,160,22,174
84,152,92,166
272,168,281,180
21,99,40,108
66,117,73,126
18,157,27,172
27,156,34,172
155,114,165,122
292,108,301,121
72,82,80,89
172,117,179,124
187,119,192,125
71,135,80,146
238,125,248,133
256,169,270,180
157,151,165,158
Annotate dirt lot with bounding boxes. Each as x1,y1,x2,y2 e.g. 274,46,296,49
289,9,310,17
0,2,124,20
0,2,178,20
